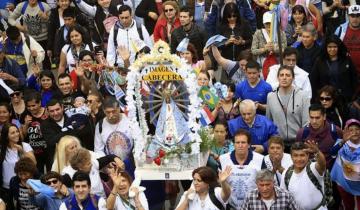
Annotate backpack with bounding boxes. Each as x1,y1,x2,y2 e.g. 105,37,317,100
209,187,225,210
113,21,143,62
21,1,45,15
284,163,335,209
65,194,99,209
301,123,338,142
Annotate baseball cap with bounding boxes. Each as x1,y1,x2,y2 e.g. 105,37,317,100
263,11,273,24
345,119,360,127
348,5,360,15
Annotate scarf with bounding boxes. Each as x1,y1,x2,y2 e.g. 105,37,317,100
65,194,98,210
71,44,86,63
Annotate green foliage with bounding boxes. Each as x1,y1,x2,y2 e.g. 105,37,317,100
199,127,216,152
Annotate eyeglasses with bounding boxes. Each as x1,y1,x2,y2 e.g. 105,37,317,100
10,92,21,97
165,8,174,13
320,97,332,101
46,179,58,185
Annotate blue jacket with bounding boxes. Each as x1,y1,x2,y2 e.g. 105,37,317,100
228,114,279,152
30,189,73,210
1,57,26,86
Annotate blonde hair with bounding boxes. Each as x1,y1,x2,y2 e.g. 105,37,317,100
51,135,81,173
159,1,180,20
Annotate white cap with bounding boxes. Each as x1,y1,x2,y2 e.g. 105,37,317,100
263,11,272,24
348,5,360,15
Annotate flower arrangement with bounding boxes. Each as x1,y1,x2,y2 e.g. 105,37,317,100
126,41,203,165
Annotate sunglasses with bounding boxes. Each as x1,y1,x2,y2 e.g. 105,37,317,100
350,14,360,17
165,8,174,12
46,179,58,185
86,100,95,104
10,92,21,97
320,97,332,101
227,14,237,18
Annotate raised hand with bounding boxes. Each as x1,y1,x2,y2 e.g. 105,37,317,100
219,166,232,183
304,140,320,154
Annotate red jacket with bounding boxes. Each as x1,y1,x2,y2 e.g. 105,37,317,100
153,17,181,43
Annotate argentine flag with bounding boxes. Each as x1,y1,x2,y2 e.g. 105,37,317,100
331,141,360,195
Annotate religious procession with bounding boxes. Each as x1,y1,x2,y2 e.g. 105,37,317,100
0,0,359,209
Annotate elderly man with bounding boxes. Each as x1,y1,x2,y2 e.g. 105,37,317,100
228,99,279,154
240,169,302,209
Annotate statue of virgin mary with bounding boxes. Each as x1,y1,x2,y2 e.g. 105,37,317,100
155,88,189,146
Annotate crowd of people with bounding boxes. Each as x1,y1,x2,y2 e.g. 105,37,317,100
0,0,359,209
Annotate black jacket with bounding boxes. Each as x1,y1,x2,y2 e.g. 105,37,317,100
41,114,94,161
296,43,321,73
170,23,208,60
310,56,358,102
135,0,162,35
217,19,253,60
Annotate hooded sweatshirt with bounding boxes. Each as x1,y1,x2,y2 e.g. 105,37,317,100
266,86,310,144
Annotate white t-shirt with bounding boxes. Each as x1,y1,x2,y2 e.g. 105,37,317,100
113,192,149,210
177,187,226,210
62,157,105,198
263,153,293,185
2,142,33,189
61,44,91,71
59,197,107,210
219,151,264,208
94,115,134,160
262,199,275,209
280,162,326,210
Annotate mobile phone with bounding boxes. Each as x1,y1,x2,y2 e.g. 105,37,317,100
94,46,102,54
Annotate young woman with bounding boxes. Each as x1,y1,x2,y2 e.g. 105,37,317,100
217,2,252,61
153,0,181,43
107,170,149,210
266,65,310,150
310,35,358,103
178,43,206,73
207,122,234,172
176,166,232,210
212,83,240,122
0,124,36,205
51,135,82,173
317,85,348,129
27,70,61,107
285,5,310,46
58,26,93,74
0,102,21,132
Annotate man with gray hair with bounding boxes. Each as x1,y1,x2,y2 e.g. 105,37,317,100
294,23,321,73
239,169,302,209
228,99,279,154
